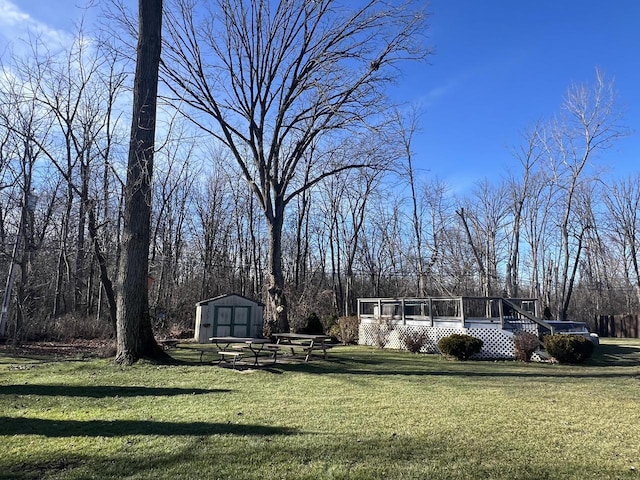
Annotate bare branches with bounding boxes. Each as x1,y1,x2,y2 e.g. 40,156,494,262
162,0,429,201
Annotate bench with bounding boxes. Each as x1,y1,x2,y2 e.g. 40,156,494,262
302,344,334,361
270,342,334,362
217,350,244,368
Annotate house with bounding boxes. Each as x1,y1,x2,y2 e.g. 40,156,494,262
194,294,265,343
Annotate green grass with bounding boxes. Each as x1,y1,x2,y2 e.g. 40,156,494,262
1,339,639,479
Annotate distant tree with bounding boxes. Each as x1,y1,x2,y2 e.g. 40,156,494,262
0,71,48,340
318,155,384,317
604,175,640,309
421,178,453,295
115,0,164,365
544,70,625,320
456,180,508,298
504,123,545,298
393,107,426,296
23,28,126,327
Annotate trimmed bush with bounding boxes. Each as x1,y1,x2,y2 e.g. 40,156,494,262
513,331,540,362
437,334,483,360
543,334,595,364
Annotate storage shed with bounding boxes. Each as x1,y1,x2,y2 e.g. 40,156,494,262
194,294,265,343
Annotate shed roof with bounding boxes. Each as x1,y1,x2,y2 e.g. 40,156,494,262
196,293,265,307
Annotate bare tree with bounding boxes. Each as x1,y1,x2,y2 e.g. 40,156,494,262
192,165,235,298
161,0,428,333
456,180,509,298
575,184,615,321
421,178,453,295
318,159,383,317
392,107,426,296
150,122,199,317
604,175,640,309
25,29,126,320
544,70,625,320
115,0,164,365
5,26,128,333
0,58,52,340
504,123,545,298
521,168,556,304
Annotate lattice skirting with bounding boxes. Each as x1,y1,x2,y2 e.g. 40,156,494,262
358,322,516,359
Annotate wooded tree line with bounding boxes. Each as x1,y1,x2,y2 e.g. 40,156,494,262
0,2,637,342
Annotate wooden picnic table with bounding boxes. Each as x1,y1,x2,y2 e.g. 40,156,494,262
272,333,332,362
208,337,272,366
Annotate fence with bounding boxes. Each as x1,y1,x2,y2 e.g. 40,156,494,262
595,315,639,338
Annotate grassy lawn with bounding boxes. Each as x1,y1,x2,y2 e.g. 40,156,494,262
1,339,639,479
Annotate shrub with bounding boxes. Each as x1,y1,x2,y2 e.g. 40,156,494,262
328,316,359,344
513,331,540,362
400,329,430,353
50,313,113,341
437,334,483,360
543,334,595,364
299,312,324,335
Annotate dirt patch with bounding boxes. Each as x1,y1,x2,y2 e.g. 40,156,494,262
0,339,114,359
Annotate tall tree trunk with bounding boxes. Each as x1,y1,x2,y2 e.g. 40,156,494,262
265,201,289,335
115,0,164,365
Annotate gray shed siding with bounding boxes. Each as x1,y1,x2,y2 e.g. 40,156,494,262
194,294,265,342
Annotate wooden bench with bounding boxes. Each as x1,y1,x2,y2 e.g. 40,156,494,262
217,350,244,368
179,346,245,366
260,344,282,364
302,344,333,361
270,342,334,362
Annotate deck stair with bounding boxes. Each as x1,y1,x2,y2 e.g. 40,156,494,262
501,298,555,335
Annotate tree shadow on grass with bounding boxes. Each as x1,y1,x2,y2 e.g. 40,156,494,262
0,384,229,397
587,343,640,367
1,425,629,480
269,347,640,379
0,416,297,437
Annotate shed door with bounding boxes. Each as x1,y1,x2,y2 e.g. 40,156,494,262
214,306,232,336
213,306,251,337
233,307,250,337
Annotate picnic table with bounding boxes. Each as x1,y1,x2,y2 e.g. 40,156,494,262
208,337,272,367
272,333,332,362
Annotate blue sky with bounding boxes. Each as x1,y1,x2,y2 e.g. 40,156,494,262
1,0,638,192
401,0,640,190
